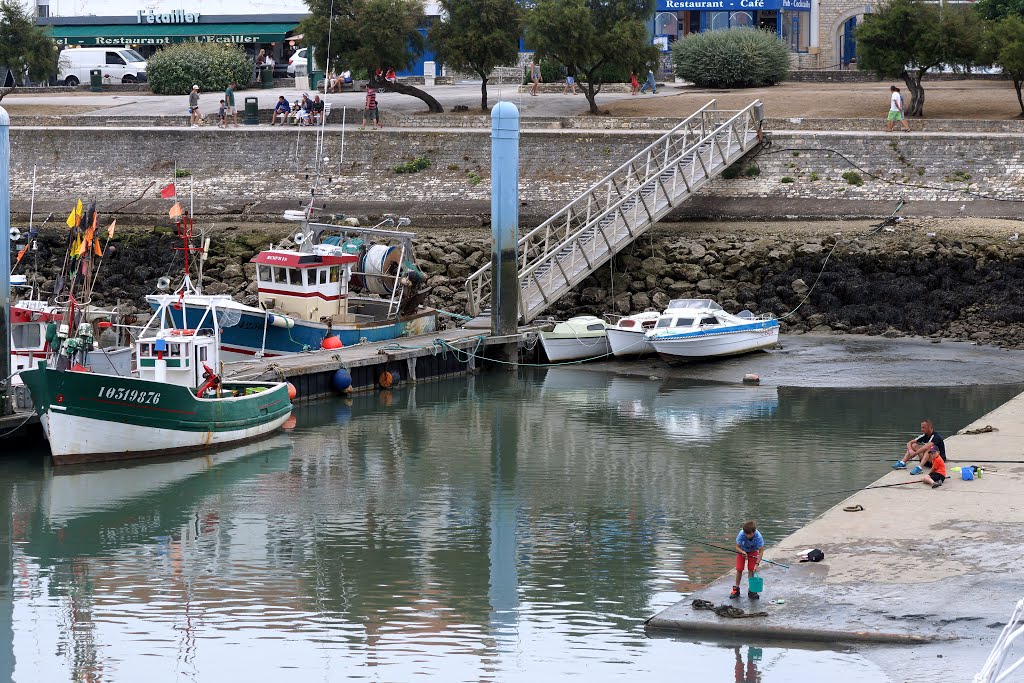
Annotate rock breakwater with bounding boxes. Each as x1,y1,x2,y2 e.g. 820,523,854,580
16,221,1024,349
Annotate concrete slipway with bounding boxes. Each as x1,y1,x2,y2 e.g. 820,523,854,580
647,392,1024,681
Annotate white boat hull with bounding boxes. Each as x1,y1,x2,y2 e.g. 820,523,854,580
607,328,655,358
650,325,779,360
40,409,292,459
540,334,610,363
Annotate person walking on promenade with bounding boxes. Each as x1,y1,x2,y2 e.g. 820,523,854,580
893,419,946,469
530,60,541,96
730,520,763,600
886,85,911,132
188,84,202,128
630,71,640,96
639,69,657,94
224,81,238,127
361,86,382,130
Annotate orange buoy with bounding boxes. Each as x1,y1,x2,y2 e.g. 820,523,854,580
378,370,393,389
321,335,343,350
282,415,297,430
287,382,298,400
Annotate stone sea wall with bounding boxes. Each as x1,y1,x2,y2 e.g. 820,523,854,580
10,127,1024,227
18,223,1024,350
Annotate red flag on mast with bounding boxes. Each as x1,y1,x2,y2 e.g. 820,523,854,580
161,183,176,199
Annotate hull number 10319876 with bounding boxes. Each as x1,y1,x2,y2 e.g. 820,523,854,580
97,386,163,404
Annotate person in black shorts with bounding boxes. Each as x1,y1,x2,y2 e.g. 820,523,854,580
893,419,946,469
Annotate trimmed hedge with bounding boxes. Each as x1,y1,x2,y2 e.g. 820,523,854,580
671,28,790,88
146,43,253,95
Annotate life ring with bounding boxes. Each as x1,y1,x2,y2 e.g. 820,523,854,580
170,329,195,336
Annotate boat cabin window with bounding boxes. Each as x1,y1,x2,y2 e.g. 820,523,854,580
258,265,272,282
641,320,657,330
699,316,721,326
272,267,286,284
288,268,304,286
329,266,341,283
656,318,673,328
620,320,636,328
586,323,605,332
198,345,208,362
12,324,41,348
675,318,695,327
318,268,329,285
138,343,151,357
167,343,182,357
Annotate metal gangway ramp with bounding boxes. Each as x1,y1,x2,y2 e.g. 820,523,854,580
465,99,766,323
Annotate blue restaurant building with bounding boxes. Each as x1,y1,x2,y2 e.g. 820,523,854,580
651,0,813,54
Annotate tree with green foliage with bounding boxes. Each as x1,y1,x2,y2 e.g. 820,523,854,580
429,0,522,111
985,15,1024,115
670,28,789,88
0,0,59,100
301,0,443,113
976,0,1024,21
526,0,660,115
146,43,252,95
855,0,982,117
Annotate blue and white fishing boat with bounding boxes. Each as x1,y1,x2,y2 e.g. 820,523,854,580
156,216,437,361
645,299,779,361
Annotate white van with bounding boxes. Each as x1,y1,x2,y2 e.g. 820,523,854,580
58,47,148,86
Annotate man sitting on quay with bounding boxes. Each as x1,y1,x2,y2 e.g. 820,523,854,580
270,95,290,125
893,419,947,470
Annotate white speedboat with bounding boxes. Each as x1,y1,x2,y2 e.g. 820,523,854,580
646,299,779,361
607,311,660,358
540,316,610,363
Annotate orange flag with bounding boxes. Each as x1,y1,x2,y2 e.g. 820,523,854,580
79,214,98,257
15,243,30,265
107,219,116,239
168,202,183,219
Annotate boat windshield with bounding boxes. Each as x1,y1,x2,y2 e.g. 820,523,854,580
666,299,723,311
655,317,696,328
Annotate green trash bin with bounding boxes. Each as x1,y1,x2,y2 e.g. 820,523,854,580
243,96,259,125
260,65,274,89
310,70,325,92
89,69,102,92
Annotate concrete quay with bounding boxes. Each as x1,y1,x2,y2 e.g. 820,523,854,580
647,391,1024,679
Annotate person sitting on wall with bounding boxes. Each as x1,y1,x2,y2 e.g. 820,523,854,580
385,67,397,84
311,95,325,124
270,95,289,125
288,99,303,125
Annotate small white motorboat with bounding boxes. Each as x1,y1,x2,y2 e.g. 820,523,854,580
645,299,779,361
540,316,610,363
607,311,661,358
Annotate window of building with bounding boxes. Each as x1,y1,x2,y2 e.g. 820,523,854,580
37,3,49,17
782,11,810,52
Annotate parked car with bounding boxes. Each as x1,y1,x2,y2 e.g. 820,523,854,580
58,47,147,86
288,48,308,76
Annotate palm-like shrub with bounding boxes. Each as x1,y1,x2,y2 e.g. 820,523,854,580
671,28,790,88
146,43,253,95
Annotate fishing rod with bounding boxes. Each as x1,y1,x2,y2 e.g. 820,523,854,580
677,536,790,569
803,480,918,499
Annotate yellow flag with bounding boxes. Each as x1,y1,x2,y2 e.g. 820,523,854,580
168,202,183,219
65,199,83,229
107,219,116,240
71,235,83,257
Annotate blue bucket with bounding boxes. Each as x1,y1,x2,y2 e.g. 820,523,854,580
962,467,974,481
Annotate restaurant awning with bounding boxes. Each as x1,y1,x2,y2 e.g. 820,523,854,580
49,22,298,46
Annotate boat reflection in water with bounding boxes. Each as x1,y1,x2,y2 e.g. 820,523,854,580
541,368,779,446
35,435,294,555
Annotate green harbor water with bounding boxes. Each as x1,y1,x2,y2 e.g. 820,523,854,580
1,368,1021,682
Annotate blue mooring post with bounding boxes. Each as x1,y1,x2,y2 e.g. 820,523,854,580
490,102,520,339
0,106,10,416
